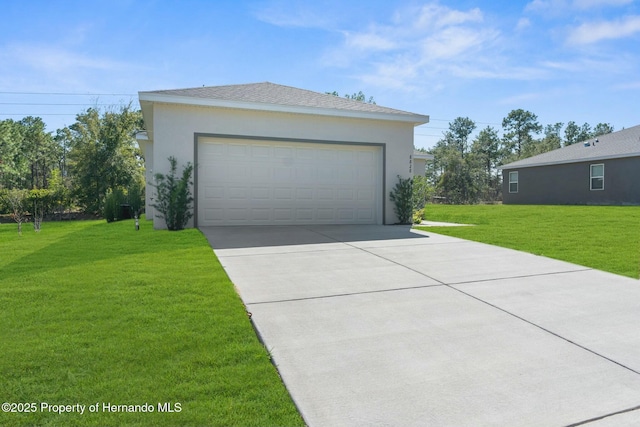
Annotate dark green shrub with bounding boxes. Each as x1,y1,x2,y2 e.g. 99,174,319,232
126,179,144,219
103,188,126,222
389,175,413,224
152,156,194,231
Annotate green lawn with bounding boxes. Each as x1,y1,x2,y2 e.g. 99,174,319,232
0,218,303,427
416,204,640,279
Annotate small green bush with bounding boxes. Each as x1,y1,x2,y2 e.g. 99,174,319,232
103,188,126,222
389,175,413,224
127,179,144,218
103,182,144,223
413,208,424,224
152,156,194,231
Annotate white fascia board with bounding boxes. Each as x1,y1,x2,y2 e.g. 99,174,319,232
413,153,434,160
138,92,430,125
135,131,149,141
500,152,640,170
138,99,155,140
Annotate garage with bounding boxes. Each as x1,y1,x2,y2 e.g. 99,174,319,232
197,136,382,226
137,82,429,229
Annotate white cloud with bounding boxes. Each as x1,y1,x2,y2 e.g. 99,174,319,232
252,2,334,28
498,92,543,105
572,0,633,8
358,59,420,90
525,0,630,13
567,15,640,44
322,2,511,90
525,0,570,14
409,3,483,30
420,26,498,60
343,30,396,51
612,80,640,90
5,43,126,72
516,18,532,31
0,42,145,95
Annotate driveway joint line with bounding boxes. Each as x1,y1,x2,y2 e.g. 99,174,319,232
245,283,447,306
447,268,593,286
449,285,640,377
564,403,640,426
304,226,640,378
303,226,449,285
216,245,354,258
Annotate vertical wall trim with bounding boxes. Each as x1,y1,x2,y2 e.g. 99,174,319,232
193,133,199,227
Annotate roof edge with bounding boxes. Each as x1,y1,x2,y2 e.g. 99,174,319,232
500,152,640,170
138,91,430,125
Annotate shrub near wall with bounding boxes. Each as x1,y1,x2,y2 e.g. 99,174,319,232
152,156,194,231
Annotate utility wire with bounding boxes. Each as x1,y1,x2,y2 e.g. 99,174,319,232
0,102,136,106
0,91,136,96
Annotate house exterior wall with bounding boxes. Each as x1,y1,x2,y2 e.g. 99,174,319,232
502,156,640,205
412,158,427,176
149,103,416,227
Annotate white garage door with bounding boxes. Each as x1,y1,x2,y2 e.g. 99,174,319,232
197,137,382,226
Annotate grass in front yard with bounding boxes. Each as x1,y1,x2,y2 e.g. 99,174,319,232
416,205,640,279
0,219,303,427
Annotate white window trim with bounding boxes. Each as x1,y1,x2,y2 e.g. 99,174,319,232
590,163,604,191
509,171,518,193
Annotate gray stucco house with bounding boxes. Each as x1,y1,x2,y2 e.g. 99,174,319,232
501,124,640,205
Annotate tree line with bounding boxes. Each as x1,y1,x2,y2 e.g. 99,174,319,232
422,109,614,204
0,105,144,230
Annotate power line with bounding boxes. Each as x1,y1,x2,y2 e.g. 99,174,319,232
0,113,81,116
421,118,502,126
0,91,136,96
0,102,138,106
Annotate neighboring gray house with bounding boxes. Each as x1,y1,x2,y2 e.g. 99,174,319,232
501,124,640,205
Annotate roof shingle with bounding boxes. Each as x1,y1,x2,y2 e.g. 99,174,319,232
140,82,421,117
501,124,640,169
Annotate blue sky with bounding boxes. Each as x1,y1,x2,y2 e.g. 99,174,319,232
1,0,639,149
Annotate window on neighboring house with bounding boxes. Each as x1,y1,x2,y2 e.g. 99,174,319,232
509,171,518,193
590,164,604,190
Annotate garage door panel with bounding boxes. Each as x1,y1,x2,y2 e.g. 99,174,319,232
338,189,354,201
204,208,224,221
228,187,248,200
358,189,374,201
274,146,293,158
274,208,293,221
296,208,313,221
251,208,271,221
251,187,270,199
296,167,313,183
317,188,334,200
252,166,271,181
296,147,314,160
204,186,224,199
317,208,334,220
296,188,313,199
274,187,293,200
358,208,374,221
228,144,248,157
317,168,334,184
274,167,293,182
252,145,271,157
198,138,381,225
338,208,355,220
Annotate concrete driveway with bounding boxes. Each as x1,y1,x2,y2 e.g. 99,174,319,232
200,225,640,427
